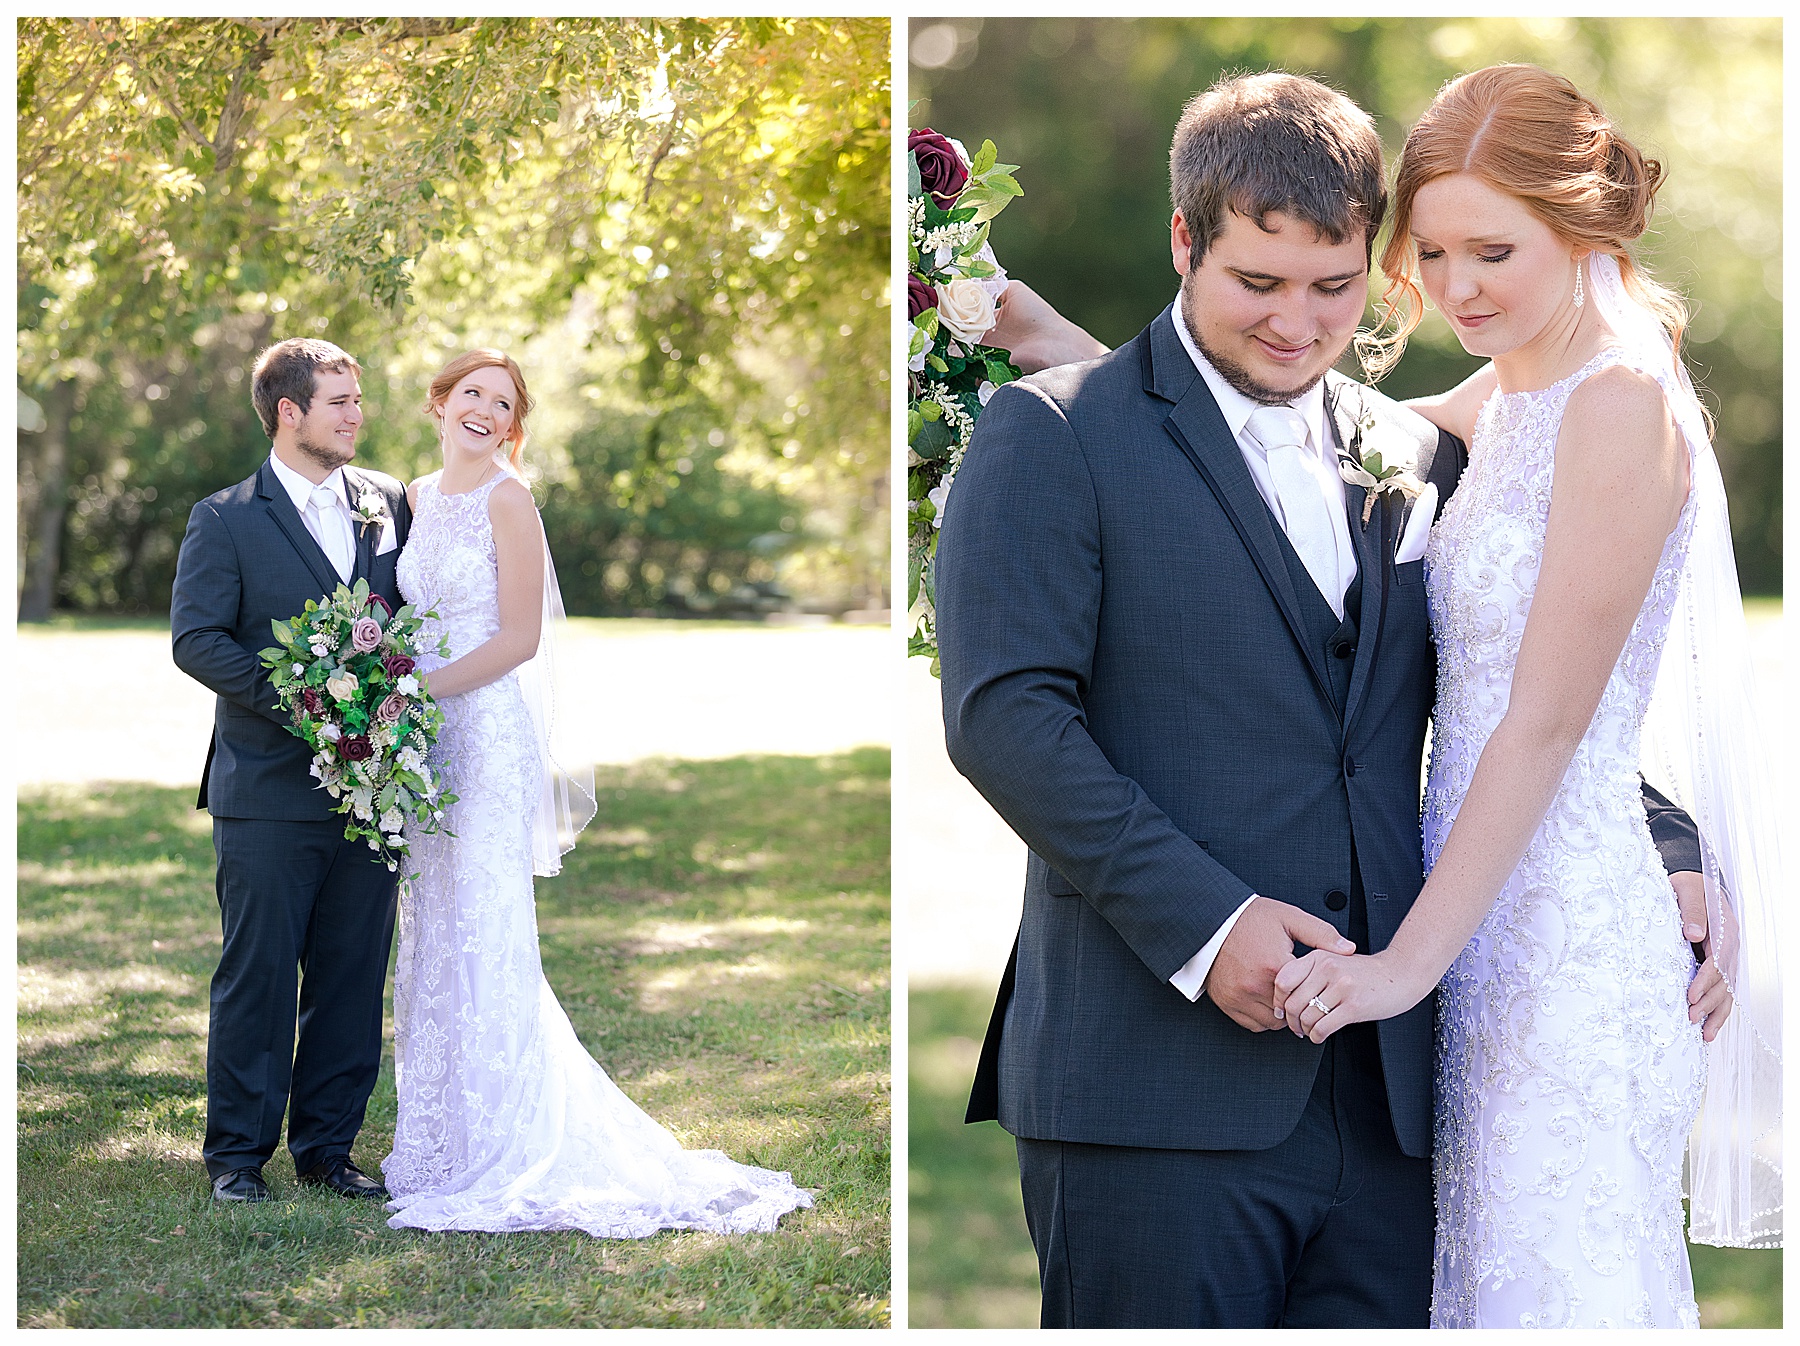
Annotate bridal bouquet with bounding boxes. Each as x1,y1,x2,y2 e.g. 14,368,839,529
907,127,1024,672
259,579,458,872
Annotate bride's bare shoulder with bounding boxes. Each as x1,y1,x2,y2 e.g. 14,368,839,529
1404,363,1497,446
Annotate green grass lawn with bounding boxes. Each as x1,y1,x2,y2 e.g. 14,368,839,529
18,750,890,1328
909,985,1780,1329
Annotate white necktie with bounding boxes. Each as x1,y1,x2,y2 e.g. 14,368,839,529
307,483,354,582
1245,405,1341,614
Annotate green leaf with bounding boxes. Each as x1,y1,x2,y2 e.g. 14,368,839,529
906,150,922,200
910,414,957,460
969,138,997,176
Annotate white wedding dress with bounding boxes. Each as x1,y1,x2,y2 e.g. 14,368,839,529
382,468,812,1236
1422,349,1705,1327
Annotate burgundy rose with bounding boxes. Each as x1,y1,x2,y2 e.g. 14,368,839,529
366,593,393,619
384,654,416,678
909,128,969,208
908,274,938,321
350,616,383,653
341,734,374,762
301,687,325,715
376,692,408,724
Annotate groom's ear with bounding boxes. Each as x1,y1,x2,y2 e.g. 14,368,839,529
1171,211,1195,278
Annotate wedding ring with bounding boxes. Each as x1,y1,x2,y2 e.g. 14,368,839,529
1307,996,1332,1016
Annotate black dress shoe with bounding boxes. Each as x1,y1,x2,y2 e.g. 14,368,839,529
298,1156,389,1199
211,1167,272,1203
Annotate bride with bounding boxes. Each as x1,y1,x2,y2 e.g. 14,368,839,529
1271,66,1782,1326
380,349,812,1236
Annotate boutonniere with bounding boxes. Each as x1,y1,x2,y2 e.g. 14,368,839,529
1339,448,1425,526
350,488,389,534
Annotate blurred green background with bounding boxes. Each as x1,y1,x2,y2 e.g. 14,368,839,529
908,17,1782,1329
910,16,1781,595
18,18,889,622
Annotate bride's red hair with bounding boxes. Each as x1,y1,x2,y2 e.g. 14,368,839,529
426,349,535,467
1363,64,1686,379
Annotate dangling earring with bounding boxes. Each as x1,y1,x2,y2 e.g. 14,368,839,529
1572,260,1585,309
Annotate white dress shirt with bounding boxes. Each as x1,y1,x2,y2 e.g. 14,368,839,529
268,452,356,582
1165,307,1360,1002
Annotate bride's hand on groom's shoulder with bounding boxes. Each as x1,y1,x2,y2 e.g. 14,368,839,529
984,281,1110,375
1205,896,1355,1034
1272,946,1434,1044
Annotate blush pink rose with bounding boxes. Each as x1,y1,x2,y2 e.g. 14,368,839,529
350,616,383,653
376,692,408,724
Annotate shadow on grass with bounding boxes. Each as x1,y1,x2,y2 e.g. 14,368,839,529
20,753,889,1328
908,985,1780,1330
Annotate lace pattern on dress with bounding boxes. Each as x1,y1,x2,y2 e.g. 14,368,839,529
1423,351,1705,1327
383,471,812,1236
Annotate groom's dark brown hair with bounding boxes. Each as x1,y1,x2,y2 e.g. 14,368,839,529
1169,70,1387,270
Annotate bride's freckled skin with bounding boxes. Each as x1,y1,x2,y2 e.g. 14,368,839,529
1408,173,1589,392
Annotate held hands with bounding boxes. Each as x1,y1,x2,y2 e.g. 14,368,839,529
1273,948,1435,1044
1202,896,1354,1033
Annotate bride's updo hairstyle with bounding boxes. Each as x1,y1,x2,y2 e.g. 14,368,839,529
426,348,535,468
1363,63,1686,379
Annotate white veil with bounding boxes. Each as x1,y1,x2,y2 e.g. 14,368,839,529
1589,251,1784,1247
502,457,598,877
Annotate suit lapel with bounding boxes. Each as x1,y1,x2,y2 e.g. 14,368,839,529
343,467,377,582
257,461,343,595
1148,310,1334,711
1325,375,1390,740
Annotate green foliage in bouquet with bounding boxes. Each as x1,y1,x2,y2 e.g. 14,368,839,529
907,131,1025,673
259,578,459,872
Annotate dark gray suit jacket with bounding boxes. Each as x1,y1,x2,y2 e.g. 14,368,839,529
939,308,1471,1159
171,459,410,821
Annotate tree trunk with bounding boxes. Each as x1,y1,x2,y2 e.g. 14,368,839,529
18,378,75,622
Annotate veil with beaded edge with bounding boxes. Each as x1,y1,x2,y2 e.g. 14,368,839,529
1589,251,1784,1248
499,457,597,877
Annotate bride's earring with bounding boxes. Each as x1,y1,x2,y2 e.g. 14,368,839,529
1572,260,1585,309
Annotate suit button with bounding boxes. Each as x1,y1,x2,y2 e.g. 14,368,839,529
1325,889,1348,911
1344,756,1357,777
1333,640,1355,659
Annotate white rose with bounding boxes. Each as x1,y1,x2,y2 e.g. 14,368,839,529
379,808,404,834
291,662,306,676
319,722,342,742
359,489,384,515
935,278,998,343
978,380,998,407
396,674,420,696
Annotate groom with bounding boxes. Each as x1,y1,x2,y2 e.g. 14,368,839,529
936,72,1710,1327
171,338,411,1204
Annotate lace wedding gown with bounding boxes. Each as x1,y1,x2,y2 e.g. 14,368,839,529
1422,350,1705,1327
382,468,812,1236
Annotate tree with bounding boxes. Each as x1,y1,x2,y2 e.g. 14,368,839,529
19,17,889,616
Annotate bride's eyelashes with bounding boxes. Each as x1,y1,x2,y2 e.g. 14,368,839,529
1413,245,1515,265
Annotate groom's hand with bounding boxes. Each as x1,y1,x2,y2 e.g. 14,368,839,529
1672,871,1734,1042
1204,897,1356,1033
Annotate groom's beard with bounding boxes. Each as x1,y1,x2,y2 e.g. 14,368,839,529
1180,294,1345,407
293,423,356,472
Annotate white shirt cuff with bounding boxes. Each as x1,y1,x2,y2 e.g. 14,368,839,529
1170,893,1259,1002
